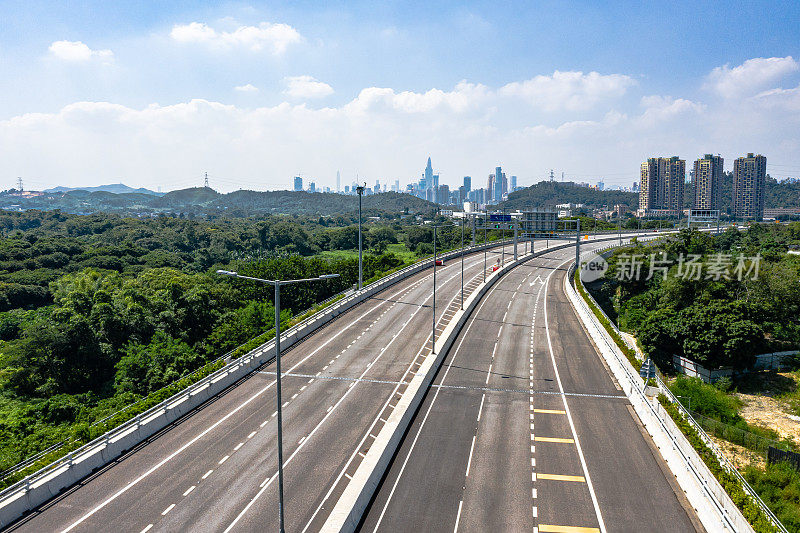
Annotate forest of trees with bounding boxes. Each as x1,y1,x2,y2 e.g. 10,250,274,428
589,224,800,371
0,209,486,472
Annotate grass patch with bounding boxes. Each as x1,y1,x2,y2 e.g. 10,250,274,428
658,395,780,532
384,243,417,263
744,462,800,531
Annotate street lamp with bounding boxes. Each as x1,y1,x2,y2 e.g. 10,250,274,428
501,207,506,267
355,184,365,290
430,222,456,354
460,215,465,310
216,270,340,533
483,212,488,283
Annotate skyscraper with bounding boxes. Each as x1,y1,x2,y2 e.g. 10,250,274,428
294,176,303,191
733,153,766,220
639,157,685,213
511,175,517,192
692,154,723,210
424,157,433,189
488,166,506,204
494,167,503,203
463,176,471,192
437,184,449,204
336,170,341,192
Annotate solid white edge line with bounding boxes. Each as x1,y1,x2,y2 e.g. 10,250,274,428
228,261,481,533
368,265,509,532
542,256,607,533
299,249,506,532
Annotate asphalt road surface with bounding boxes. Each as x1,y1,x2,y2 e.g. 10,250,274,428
360,242,704,533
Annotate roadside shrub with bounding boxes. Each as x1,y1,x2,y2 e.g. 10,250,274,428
669,376,742,424
744,461,800,531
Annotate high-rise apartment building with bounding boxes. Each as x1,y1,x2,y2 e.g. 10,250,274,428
487,166,506,204
437,184,450,204
733,153,766,220
463,176,471,192
293,176,303,191
639,157,685,213
692,154,723,210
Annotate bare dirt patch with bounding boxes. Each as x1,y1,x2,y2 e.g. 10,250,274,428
737,393,800,444
732,368,799,433
710,435,765,470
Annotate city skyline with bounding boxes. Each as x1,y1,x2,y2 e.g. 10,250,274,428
1,2,799,192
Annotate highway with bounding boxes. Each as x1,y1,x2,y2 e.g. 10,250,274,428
360,241,704,533
8,239,543,533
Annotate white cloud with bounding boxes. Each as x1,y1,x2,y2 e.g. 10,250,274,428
499,71,635,111
638,95,705,122
283,76,334,99
235,83,259,93
170,21,303,54
3,64,800,193
752,85,800,112
345,81,489,114
705,56,799,98
48,40,114,62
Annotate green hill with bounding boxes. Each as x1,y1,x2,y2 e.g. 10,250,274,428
500,181,638,211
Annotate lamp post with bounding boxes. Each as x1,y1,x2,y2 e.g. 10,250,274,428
356,184,365,290
501,207,506,267
216,270,340,533
430,222,456,354
460,215,465,310
483,212,488,283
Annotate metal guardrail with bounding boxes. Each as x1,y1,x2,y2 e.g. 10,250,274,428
657,373,788,532
0,443,65,483
569,260,740,531
688,410,794,455
0,237,515,507
573,237,786,532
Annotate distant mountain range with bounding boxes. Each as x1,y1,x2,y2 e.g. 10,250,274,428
0,187,437,217
44,183,163,196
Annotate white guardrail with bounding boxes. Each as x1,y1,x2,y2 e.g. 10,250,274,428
0,238,516,527
568,240,786,533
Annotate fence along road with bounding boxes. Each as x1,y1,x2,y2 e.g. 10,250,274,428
8,240,537,533
361,240,703,533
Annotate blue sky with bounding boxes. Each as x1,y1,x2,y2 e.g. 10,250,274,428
2,1,799,192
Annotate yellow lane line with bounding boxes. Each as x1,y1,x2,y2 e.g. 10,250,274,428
538,525,600,533
534,436,575,443
536,473,586,482
532,409,566,414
